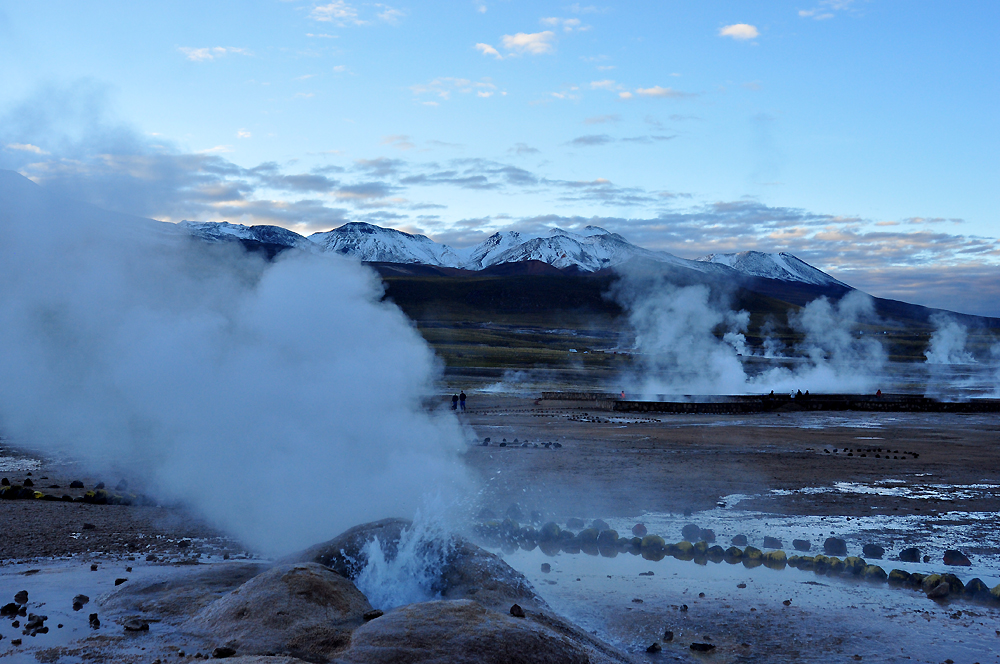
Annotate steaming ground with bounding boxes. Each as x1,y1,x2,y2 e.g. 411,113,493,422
0,173,470,556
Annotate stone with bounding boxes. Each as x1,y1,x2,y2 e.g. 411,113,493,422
123,619,149,632
510,604,525,618
631,523,647,537
843,557,867,577
707,545,725,563
690,643,716,652
115,578,128,586
101,563,265,619
792,539,811,552
681,524,701,541
541,563,551,573
921,574,943,594
898,547,921,563
963,577,990,600
539,522,561,542
731,534,748,547
0,478,7,486
339,599,625,664
823,537,848,556
566,517,586,530
646,642,661,653
185,563,372,660
70,480,85,488
506,504,523,521
926,582,950,600
211,646,237,658
363,609,383,621
89,613,100,629
943,550,971,566
762,536,782,549
888,569,911,586
764,550,787,570
1,603,19,617
863,565,888,582
700,529,716,543
591,519,610,531
940,573,965,595
14,590,27,605
723,547,743,564
862,543,885,559
663,630,674,642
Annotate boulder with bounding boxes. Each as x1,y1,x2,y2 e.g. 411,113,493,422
706,545,725,563
920,574,943,594
943,550,971,566
590,519,610,532
631,523,647,537
566,518,586,530
963,578,991,601
681,524,701,541
538,522,561,542
731,534,748,547
185,563,372,660
887,569,911,586
338,599,630,664
898,547,921,563
762,536,782,550
939,573,965,595
843,557,867,577
926,582,950,600
812,554,831,572
863,565,887,582
763,550,787,570
792,539,811,552
742,546,763,568
862,544,885,560
723,547,743,564
823,537,848,556
699,529,716,543
288,519,411,578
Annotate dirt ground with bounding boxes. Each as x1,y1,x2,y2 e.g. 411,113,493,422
461,395,1000,524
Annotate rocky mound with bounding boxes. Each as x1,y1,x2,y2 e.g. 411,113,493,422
185,563,373,660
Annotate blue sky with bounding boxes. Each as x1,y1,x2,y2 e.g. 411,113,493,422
1,1,998,315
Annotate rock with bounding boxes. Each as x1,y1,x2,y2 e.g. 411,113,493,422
506,505,523,521
94,482,105,489
898,547,921,563
823,537,848,556
541,563,551,573
940,573,965,595
115,578,128,586
843,557,867,577
288,518,411,577
888,569,911,586
0,478,7,486
631,523,647,537
10,639,21,646
590,519,610,531
646,642,662,653
663,630,673,642
706,545,725,563
123,619,149,632
731,534,748,547
690,643,716,652
115,480,129,491
963,578,990,601
863,565,888,582
530,511,543,525
477,508,496,520
792,539,811,552
764,550,787,570
339,599,624,664
211,646,237,658
89,613,100,629
83,523,96,530
510,604,525,618
14,590,27,605
566,517,586,530
921,574,943,594
943,550,971,566
72,594,90,607
101,563,265,619
1,603,19,617
862,544,885,559
363,609,383,622
926,582,951,600
184,563,373,660
700,529,716,543
723,547,743,564
762,536,782,549
681,524,701,541
70,480,84,488
539,522,561,542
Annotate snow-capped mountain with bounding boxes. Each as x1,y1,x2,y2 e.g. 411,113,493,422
309,222,463,267
175,216,845,288
697,251,848,288
181,221,313,249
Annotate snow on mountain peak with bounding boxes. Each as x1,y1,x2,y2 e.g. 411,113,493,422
697,250,846,287
309,222,463,266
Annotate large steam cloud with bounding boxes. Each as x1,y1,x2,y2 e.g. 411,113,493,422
0,172,469,555
613,264,887,395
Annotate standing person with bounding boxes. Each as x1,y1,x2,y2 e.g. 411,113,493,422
451,394,459,410
459,391,467,411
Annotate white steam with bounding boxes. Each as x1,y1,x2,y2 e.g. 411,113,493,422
925,313,976,364
613,265,887,395
0,173,469,555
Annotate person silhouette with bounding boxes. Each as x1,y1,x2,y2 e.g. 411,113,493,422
451,394,459,410
459,391,467,411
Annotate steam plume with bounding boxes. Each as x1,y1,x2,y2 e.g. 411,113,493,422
0,172,469,555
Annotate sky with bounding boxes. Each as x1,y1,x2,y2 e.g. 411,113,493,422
1,1,998,316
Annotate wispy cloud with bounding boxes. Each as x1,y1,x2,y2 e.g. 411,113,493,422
718,24,759,40
5,143,49,154
381,135,415,150
500,31,556,55
178,46,251,62
584,114,621,125
566,134,614,147
540,16,589,32
799,0,856,20
410,77,499,101
310,1,402,26
475,43,502,58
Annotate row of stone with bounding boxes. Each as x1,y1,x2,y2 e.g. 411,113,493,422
0,484,154,506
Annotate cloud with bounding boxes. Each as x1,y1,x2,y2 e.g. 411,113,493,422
475,43,502,58
311,1,362,24
5,142,48,154
178,47,250,62
509,142,540,155
410,77,498,101
540,17,588,32
566,134,614,147
355,157,405,177
718,24,759,40
799,0,855,20
236,129,252,139
634,86,696,99
500,31,556,55
381,135,415,150
589,79,619,90
584,114,621,125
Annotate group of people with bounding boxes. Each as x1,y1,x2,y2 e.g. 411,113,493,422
451,391,467,411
